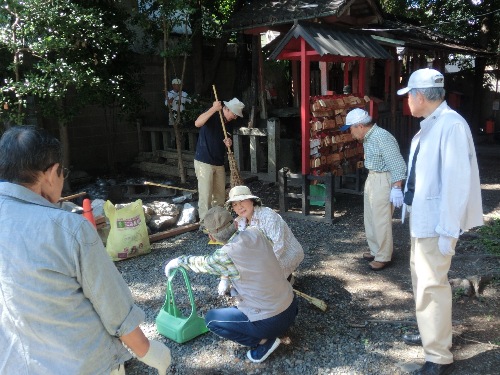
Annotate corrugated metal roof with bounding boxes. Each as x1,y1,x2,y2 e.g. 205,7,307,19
268,22,392,60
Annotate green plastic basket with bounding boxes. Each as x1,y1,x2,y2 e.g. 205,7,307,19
156,268,209,344
309,184,326,206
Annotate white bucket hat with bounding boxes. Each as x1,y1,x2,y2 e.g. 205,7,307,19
223,98,245,117
340,108,372,131
172,78,182,85
225,185,261,209
397,68,444,95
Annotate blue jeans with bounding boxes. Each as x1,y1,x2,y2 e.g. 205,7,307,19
205,295,298,347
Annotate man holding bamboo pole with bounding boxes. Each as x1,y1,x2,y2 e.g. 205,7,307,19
194,97,245,220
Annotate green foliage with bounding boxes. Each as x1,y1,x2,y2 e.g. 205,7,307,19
0,0,145,125
473,217,500,255
380,0,500,57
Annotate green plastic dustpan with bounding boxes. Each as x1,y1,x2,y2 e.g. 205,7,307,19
156,267,209,344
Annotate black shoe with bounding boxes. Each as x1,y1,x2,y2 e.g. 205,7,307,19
402,333,422,346
417,361,454,375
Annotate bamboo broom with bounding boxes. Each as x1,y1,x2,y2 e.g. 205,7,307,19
293,289,328,312
212,85,244,188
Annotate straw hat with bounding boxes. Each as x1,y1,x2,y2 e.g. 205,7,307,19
224,185,261,209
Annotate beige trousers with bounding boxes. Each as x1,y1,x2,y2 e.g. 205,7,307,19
110,363,126,375
194,160,226,220
410,236,456,364
364,171,394,262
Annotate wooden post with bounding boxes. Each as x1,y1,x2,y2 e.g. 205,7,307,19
250,135,260,173
233,130,244,170
136,118,143,152
279,167,288,213
257,36,267,120
301,175,309,217
267,118,279,182
324,173,334,221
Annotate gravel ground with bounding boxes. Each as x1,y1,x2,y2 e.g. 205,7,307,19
77,147,500,375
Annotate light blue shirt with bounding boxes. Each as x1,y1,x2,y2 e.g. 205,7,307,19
0,182,144,375
363,124,407,183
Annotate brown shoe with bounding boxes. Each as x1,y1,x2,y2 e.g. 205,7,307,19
363,252,375,261
369,260,391,271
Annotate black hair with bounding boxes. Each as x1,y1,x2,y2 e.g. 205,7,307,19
0,125,63,184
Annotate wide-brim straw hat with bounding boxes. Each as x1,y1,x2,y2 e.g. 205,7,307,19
224,185,261,209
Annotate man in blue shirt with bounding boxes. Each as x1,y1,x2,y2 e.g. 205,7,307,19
194,97,245,220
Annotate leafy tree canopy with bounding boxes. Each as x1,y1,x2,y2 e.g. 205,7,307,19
0,0,144,125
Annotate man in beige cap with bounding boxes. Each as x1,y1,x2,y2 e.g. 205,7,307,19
397,68,483,375
164,206,297,363
194,97,245,220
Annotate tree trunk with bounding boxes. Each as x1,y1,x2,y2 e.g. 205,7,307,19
58,120,70,168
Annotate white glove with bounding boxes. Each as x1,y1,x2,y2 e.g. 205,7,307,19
438,235,455,256
390,187,404,208
164,258,180,278
218,278,231,296
138,340,171,375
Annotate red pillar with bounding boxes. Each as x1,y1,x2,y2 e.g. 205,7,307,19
300,38,311,175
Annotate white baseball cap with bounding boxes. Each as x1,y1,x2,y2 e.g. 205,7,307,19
172,78,182,85
223,98,245,117
397,68,444,95
340,108,372,131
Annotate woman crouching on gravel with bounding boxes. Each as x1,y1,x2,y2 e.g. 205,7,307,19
216,185,304,295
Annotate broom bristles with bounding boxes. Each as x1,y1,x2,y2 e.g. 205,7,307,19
293,289,328,312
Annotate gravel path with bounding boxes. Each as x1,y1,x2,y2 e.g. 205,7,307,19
81,149,499,375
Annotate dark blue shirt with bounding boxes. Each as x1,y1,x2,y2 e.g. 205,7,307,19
194,110,235,166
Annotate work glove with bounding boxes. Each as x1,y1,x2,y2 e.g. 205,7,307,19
138,340,171,375
390,187,404,208
218,278,231,296
438,235,455,256
164,258,180,278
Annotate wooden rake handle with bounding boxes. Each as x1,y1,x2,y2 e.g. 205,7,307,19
211,85,232,153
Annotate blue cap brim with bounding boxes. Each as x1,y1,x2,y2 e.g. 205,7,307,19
339,124,351,132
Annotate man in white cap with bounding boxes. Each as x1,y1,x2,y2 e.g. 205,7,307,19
165,78,191,124
194,97,245,220
164,206,298,363
396,68,483,375
340,108,406,271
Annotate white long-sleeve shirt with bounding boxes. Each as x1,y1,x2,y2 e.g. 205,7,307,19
402,101,483,238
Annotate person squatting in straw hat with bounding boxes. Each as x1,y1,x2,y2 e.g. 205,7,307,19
164,206,298,363
0,126,171,375
194,97,245,220
396,68,483,375
216,185,304,296
340,108,407,271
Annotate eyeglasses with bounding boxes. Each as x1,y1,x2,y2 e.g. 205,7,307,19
44,163,70,179
61,167,70,179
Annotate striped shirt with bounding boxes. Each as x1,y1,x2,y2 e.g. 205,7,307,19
178,233,240,279
363,124,406,183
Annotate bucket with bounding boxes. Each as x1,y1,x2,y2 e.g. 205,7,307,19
156,267,209,344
